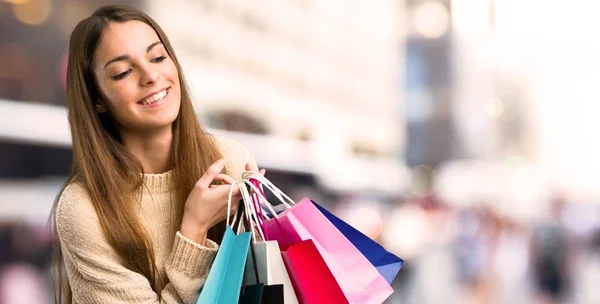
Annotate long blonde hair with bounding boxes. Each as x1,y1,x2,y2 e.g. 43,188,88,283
49,5,226,303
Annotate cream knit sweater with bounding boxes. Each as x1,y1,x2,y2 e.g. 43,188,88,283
55,137,257,304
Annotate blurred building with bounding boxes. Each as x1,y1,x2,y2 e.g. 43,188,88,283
402,0,529,166
147,0,408,194
403,0,455,168
0,0,142,223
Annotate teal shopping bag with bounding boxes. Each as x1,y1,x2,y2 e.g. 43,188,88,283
197,183,252,304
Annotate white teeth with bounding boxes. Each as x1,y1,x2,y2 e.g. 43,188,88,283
142,89,167,105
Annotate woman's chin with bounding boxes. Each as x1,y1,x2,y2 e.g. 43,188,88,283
134,117,178,133
146,111,179,128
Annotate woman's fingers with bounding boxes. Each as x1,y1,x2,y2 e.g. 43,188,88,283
213,173,236,185
196,159,226,189
245,162,257,172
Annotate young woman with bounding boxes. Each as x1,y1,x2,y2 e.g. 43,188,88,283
50,5,264,303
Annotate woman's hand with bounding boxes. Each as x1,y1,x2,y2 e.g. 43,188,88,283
245,162,266,177
179,159,266,245
180,159,241,245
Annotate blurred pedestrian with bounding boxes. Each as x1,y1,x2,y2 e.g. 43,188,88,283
0,262,49,304
531,198,572,304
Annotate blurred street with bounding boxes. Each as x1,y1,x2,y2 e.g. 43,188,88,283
2,0,600,303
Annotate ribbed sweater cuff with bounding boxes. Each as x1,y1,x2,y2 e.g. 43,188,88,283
167,232,219,278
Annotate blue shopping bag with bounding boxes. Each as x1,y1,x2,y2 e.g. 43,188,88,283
197,227,251,304
312,201,404,284
197,183,252,304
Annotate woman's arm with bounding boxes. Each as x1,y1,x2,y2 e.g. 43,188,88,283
56,183,217,304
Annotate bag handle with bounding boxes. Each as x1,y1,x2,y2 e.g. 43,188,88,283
249,179,268,234
243,180,281,220
242,171,296,208
233,198,246,235
226,182,243,227
244,182,270,240
243,172,295,208
239,182,267,243
241,199,261,285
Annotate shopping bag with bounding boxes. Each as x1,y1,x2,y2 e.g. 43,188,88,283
282,239,348,303
313,202,404,284
239,283,264,304
243,173,394,304
238,200,266,304
197,183,252,304
243,241,298,303
240,284,286,304
261,285,284,304
240,183,297,304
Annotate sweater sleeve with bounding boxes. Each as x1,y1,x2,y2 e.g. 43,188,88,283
55,183,218,304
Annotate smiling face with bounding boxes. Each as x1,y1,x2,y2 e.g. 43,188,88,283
93,20,181,134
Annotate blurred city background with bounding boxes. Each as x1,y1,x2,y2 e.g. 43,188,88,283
1,0,600,303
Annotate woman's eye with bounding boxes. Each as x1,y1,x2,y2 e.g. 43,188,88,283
111,69,131,80
151,56,166,63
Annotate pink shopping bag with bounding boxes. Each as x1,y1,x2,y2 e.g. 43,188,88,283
243,173,394,304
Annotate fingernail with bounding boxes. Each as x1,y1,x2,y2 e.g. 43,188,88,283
216,159,225,166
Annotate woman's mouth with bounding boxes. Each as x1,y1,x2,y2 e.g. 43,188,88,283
138,88,170,107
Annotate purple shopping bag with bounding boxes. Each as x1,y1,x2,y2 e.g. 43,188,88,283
312,201,404,284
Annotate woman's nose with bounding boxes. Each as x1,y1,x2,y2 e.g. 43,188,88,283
140,65,160,85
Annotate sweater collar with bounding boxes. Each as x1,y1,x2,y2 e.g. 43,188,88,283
142,170,175,193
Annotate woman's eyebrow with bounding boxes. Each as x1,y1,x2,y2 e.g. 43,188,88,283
103,41,163,70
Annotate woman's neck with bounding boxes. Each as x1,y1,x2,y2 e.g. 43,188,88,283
120,127,173,174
